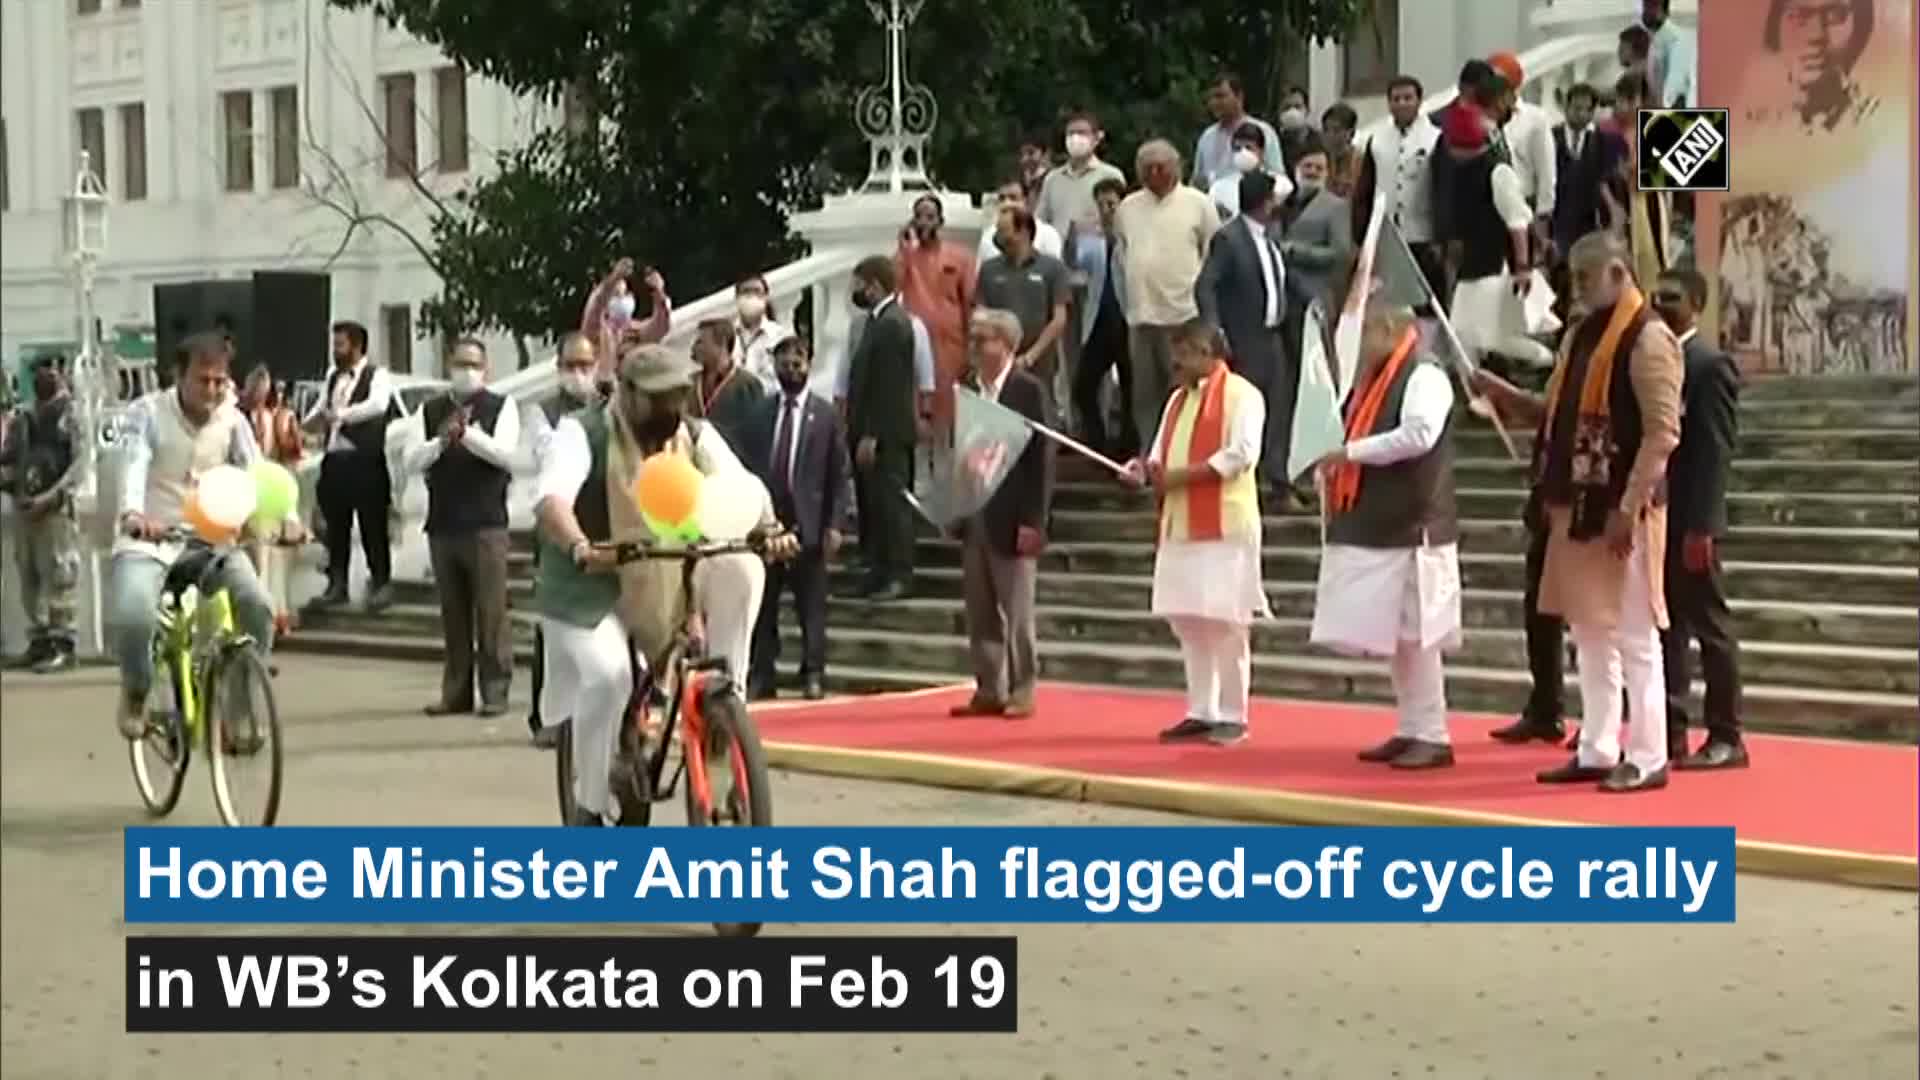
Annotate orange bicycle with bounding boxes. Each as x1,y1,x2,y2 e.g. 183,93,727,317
554,536,774,937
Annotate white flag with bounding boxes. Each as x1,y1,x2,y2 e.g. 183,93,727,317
1287,302,1346,484
1331,192,1388,404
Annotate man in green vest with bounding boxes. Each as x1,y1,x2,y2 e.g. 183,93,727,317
533,343,798,825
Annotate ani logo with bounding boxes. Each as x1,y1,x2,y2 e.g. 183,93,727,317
1637,108,1731,192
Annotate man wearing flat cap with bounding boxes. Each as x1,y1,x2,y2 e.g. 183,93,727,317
533,343,798,826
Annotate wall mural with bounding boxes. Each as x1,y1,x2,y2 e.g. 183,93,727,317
1700,0,1915,373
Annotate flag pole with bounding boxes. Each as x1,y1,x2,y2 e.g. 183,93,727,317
1426,307,1521,460
1026,420,1132,477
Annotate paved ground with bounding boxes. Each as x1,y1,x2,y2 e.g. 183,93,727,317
3,656,1915,1080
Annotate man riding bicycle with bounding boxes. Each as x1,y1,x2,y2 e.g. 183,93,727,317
109,333,279,737
534,343,798,826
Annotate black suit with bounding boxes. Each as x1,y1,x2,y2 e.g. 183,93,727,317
845,297,919,588
747,389,855,690
1663,335,1743,747
959,366,1053,707
1549,123,1629,259
1197,216,1293,488
962,368,1054,557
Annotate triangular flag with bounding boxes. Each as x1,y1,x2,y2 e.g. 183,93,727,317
1287,301,1346,484
1331,192,1388,403
904,385,1036,528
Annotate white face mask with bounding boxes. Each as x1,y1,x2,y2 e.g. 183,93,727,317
1295,175,1323,195
448,368,484,397
607,294,637,322
559,371,596,401
736,295,767,322
1232,147,1261,173
1065,132,1094,160
1279,107,1307,128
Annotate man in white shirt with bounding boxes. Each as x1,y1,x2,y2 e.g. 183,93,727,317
303,320,395,611
1366,76,1446,304
977,179,1064,266
1206,122,1294,221
402,339,521,718
1192,71,1284,188
1489,52,1558,257
1642,0,1696,108
1113,139,1222,454
108,334,276,737
731,274,794,393
1035,111,1126,231
1310,303,1462,770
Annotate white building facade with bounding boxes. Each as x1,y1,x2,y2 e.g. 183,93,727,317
0,0,559,382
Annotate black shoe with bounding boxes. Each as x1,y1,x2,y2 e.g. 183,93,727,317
801,675,826,701
363,583,394,613
423,701,473,716
1159,717,1215,742
530,719,566,750
1676,740,1749,771
1358,736,1415,763
868,580,907,602
1490,716,1565,744
477,700,508,718
309,583,349,610
31,645,75,674
1599,762,1670,792
1388,742,1456,769
747,681,777,702
569,806,607,827
7,640,51,671
1537,757,1615,784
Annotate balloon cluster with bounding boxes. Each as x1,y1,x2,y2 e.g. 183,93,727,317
183,461,300,543
632,453,767,543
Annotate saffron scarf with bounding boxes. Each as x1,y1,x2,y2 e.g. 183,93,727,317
1538,283,1649,539
1542,283,1645,432
1327,327,1418,515
1154,360,1231,541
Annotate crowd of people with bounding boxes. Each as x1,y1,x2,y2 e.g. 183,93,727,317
4,0,1741,810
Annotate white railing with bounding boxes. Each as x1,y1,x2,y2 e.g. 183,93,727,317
1355,31,1625,141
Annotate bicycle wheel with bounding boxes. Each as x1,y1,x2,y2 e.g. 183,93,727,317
129,647,191,817
206,646,284,826
609,700,655,828
554,720,577,824
683,682,772,938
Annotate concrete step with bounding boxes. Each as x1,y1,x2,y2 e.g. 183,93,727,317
1034,513,1919,566
1736,374,1919,402
276,623,1916,743
1732,399,1920,430
888,542,1920,607
1452,428,1920,462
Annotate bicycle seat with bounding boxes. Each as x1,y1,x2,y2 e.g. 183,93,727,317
161,543,227,600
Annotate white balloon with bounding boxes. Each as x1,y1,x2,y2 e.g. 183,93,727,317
197,464,259,530
693,470,768,541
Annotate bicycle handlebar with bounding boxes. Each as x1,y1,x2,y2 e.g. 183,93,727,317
594,534,771,565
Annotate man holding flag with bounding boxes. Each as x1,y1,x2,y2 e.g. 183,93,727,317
1122,319,1269,747
1308,300,1463,769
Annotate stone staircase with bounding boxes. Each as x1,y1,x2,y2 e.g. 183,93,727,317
286,374,1920,742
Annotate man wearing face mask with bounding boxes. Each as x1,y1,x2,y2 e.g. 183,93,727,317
0,357,85,672
536,344,797,824
1035,111,1125,231
1473,231,1683,794
731,274,794,394
843,256,920,600
580,257,672,382
523,332,600,747
1193,71,1284,188
404,339,521,717
1207,122,1294,221
1276,85,1316,175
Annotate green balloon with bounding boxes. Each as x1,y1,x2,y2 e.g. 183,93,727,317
250,461,299,521
641,510,702,544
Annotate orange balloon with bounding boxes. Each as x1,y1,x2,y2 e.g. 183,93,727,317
183,491,239,545
632,452,703,526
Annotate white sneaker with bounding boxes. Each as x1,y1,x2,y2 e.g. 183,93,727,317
117,690,148,739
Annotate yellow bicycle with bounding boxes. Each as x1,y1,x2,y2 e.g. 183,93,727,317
128,527,284,826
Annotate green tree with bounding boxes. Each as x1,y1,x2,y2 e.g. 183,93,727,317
329,0,1375,351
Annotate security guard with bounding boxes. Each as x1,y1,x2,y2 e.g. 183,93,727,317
1,357,86,672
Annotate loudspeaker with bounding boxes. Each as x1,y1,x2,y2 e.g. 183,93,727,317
251,271,332,385
151,272,330,388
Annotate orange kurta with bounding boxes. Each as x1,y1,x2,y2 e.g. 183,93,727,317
896,237,976,428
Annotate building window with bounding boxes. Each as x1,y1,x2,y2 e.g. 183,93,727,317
118,102,146,200
76,0,101,14
222,90,254,192
270,86,299,189
381,73,418,178
381,304,414,374
75,107,107,188
434,67,469,173
1341,0,1401,97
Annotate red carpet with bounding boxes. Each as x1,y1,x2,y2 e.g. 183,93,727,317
757,683,1918,871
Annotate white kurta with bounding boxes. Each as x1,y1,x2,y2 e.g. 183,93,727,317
1309,364,1463,657
1449,162,1555,366
1147,384,1272,625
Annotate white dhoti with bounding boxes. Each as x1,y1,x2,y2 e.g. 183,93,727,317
541,612,632,819
1451,273,1555,368
1569,542,1667,774
1310,542,1462,744
1153,538,1271,726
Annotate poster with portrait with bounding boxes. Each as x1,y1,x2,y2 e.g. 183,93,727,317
1697,0,1916,374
